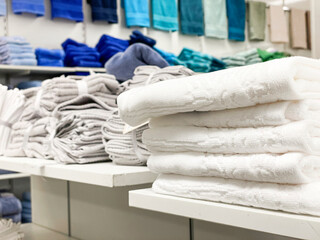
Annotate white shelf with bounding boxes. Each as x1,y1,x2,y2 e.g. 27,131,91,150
0,157,156,187
21,223,76,240
129,189,320,240
0,173,30,180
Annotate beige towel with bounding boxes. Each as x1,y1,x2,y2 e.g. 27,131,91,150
268,5,289,43
306,11,312,50
290,8,307,49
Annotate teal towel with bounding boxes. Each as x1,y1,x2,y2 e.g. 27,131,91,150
203,0,227,39
152,0,178,31
179,0,204,36
124,0,150,27
226,0,246,41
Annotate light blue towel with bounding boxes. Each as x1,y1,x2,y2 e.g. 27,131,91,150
152,0,178,31
203,0,227,39
0,36,29,46
12,0,45,16
179,0,204,36
226,0,246,41
123,0,150,27
0,0,6,16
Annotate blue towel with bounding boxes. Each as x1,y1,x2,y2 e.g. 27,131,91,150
226,0,246,41
5,58,37,66
22,192,31,202
22,212,32,223
88,0,118,23
129,30,156,47
105,43,169,81
0,195,22,216
152,0,178,31
0,45,34,55
123,0,150,27
154,47,178,66
22,201,31,210
51,0,84,22
0,170,15,175
179,0,204,35
17,81,42,89
72,60,102,67
4,213,21,223
0,0,6,16
35,48,65,59
12,0,45,16
37,59,64,67
0,36,30,46
22,208,32,214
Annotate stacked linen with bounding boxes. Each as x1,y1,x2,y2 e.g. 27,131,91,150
62,39,101,67
118,56,320,216
35,48,65,67
21,192,31,223
0,37,37,66
222,48,262,68
0,193,22,223
102,65,195,166
0,219,24,239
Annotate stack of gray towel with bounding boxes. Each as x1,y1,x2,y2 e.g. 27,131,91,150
222,48,262,68
102,65,195,166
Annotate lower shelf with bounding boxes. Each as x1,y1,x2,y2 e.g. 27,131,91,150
21,223,76,240
0,173,30,180
129,188,320,240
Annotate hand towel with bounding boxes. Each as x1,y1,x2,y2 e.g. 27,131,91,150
149,100,320,128
153,174,320,217
152,0,178,31
306,11,311,50
35,48,65,59
290,8,307,49
51,0,84,22
117,57,320,126
105,43,169,82
143,120,320,155
179,0,204,36
148,152,320,184
257,48,288,61
268,5,289,43
226,0,246,41
203,0,227,39
247,1,266,41
88,0,118,23
0,0,6,16
12,0,45,16
129,30,156,47
123,0,150,27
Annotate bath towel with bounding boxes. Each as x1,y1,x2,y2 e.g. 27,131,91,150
0,194,22,216
51,0,83,22
290,8,307,49
123,0,150,27
226,0,246,41
88,0,118,23
105,43,169,81
248,1,266,41
153,174,320,217
0,0,6,16
203,0,227,39
129,30,156,47
179,0,204,35
143,120,320,155
12,0,45,16
152,0,178,31
268,5,289,43
148,152,320,184
35,48,65,59
117,57,320,126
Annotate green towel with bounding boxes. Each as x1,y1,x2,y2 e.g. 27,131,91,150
203,0,227,39
247,1,266,41
257,48,289,62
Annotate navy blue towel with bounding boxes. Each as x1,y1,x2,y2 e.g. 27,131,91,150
226,0,246,41
88,0,118,23
51,0,84,22
179,0,204,35
129,30,156,47
12,0,45,16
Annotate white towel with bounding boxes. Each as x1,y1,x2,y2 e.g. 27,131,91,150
153,174,320,217
148,152,320,184
118,57,320,126
149,100,320,128
143,120,320,155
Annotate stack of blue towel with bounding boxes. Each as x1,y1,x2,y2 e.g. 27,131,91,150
95,35,129,65
0,37,37,66
62,39,102,67
129,30,156,47
21,192,31,223
35,48,65,67
0,193,22,223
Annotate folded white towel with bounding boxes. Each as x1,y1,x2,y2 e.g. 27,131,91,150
149,100,320,128
153,174,320,217
143,120,320,155
118,57,320,126
148,152,320,184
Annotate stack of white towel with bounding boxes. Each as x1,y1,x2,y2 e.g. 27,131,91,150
117,57,320,216
0,219,24,240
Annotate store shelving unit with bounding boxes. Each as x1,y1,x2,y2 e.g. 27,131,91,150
21,223,76,240
0,172,30,180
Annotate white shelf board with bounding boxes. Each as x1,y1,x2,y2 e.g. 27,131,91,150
0,157,156,187
129,189,320,240
0,173,30,180
21,223,76,240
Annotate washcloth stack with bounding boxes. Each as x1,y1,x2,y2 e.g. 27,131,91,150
117,57,320,217
95,35,129,65
0,37,37,66
21,192,31,223
0,219,24,239
102,65,195,166
35,48,65,67
62,39,101,67
0,193,22,223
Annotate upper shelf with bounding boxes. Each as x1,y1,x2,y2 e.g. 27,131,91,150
129,188,320,240
0,65,106,75
0,157,156,187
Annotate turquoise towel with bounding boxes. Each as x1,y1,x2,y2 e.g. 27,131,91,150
0,0,6,16
152,0,178,31
226,0,246,41
179,0,204,36
124,0,150,27
203,0,227,39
